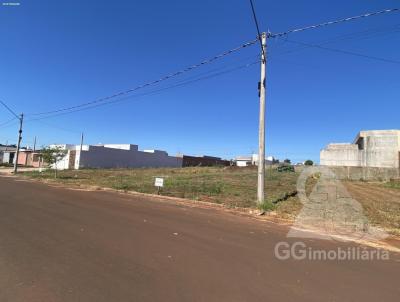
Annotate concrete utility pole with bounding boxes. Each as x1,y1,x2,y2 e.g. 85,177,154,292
257,32,267,204
13,113,24,174
80,132,84,153
33,136,37,152
78,132,84,170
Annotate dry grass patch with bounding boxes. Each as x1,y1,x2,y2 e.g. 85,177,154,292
23,166,299,209
344,181,400,236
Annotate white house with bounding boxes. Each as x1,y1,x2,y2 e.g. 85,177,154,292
235,156,253,167
235,154,278,167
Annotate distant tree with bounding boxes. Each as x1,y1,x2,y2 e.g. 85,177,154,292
283,159,291,164
41,146,68,178
304,160,314,166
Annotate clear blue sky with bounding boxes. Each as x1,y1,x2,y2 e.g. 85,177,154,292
1,0,399,162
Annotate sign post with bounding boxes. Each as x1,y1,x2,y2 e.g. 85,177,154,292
154,177,164,195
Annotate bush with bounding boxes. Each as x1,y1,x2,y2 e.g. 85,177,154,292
304,160,314,166
276,164,295,172
0,163,13,167
258,201,275,212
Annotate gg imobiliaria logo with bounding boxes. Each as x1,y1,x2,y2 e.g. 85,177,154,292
274,166,390,261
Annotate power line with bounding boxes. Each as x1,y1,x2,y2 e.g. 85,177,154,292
248,0,266,62
0,120,19,130
142,54,259,86
28,54,260,122
28,60,258,121
0,100,19,119
270,23,400,57
22,8,399,122
284,39,400,64
28,39,258,117
0,117,17,128
269,8,399,38
28,119,82,134
26,59,259,122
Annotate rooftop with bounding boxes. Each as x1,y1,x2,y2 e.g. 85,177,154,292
354,129,400,143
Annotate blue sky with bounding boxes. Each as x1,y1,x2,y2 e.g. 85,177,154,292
0,0,399,162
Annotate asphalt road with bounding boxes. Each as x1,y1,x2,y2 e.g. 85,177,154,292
0,176,399,302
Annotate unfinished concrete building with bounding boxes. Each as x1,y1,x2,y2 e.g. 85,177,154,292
320,130,400,168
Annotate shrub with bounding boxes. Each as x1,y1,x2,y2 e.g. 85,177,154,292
304,160,314,166
257,201,275,212
276,164,295,173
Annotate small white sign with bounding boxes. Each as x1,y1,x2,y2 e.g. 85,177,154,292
154,177,164,187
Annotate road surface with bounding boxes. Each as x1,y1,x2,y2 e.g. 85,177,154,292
0,176,399,301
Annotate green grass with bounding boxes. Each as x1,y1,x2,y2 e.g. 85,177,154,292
384,180,400,190
22,166,299,209
258,201,276,212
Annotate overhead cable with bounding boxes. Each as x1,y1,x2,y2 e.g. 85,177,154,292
29,39,259,117
0,100,20,119
285,38,400,64
27,59,259,121
269,8,399,38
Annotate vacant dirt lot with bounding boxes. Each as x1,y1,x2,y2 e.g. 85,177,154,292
22,166,299,209
344,181,400,235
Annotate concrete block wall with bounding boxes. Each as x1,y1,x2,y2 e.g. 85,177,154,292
77,145,182,169
320,144,361,167
323,166,400,181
